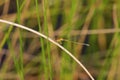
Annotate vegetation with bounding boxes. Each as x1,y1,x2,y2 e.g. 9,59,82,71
0,0,120,80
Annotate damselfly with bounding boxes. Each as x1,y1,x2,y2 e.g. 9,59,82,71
56,38,90,46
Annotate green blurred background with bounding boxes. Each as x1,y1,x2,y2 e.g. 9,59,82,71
0,0,120,80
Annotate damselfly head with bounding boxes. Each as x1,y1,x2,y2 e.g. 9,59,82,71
56,38,64,44
56,38,64,43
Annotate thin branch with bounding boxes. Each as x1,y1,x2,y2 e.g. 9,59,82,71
0,19,94,80
55,29,120,36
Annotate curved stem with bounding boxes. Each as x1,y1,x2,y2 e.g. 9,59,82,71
0,19,94,80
